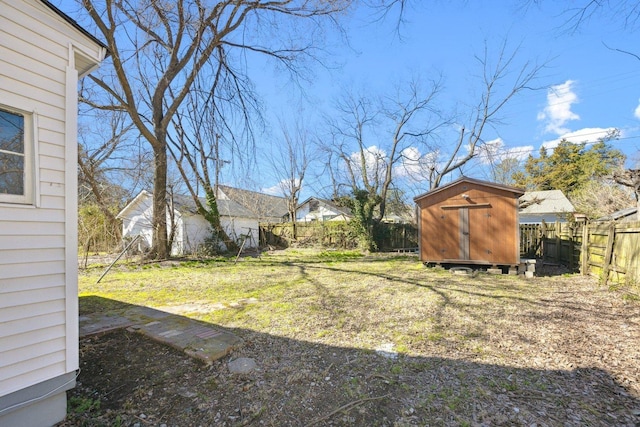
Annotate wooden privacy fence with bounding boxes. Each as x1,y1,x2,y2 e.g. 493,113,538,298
519,221,583,268
260,222,418,251
520,224,543,258
520,220,640,285
260,221,356,249
583,221,640,286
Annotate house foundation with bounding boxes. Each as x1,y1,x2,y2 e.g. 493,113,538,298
0,373,75,427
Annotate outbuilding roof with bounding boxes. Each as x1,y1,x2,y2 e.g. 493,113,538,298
117,187,287,221
413,177,525,202
218,185,289,220
171,193,256,218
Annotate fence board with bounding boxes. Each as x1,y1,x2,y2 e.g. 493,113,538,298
584,220,640,285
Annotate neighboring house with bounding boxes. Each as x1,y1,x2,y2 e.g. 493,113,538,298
117,187,288,255
0,1,107,426
414,177,524,267
519,190,575,224
296,197,352,222
381,205,416,224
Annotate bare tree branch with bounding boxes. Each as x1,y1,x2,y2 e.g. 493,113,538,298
79,0,358,259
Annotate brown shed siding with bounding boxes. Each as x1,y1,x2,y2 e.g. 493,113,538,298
415,178,524,266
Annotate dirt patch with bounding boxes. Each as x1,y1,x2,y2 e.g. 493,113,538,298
60,259,640,426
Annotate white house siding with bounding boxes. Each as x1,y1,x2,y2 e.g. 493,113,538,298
182,215,259,252
170,212,185,256
120,191,155,252
182,214,211,253
0,0,105,422
221,216,259,248
119,194,192,256
172,213,259,254
298,204,346,222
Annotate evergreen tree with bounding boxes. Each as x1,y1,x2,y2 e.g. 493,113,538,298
514,140,625,195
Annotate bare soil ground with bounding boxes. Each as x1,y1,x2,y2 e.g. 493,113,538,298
60,255,640,426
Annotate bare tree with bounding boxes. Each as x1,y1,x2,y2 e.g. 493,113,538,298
613,169,640,220
77,109,137,227
526,0,640,33
266,118,312,240
426,41,542,189
571,177,637,219
166,59,260,249
79,0,355,259
324,78,443,249
77,107,156,257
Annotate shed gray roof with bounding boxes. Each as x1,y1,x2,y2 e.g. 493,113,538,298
519,190,575,214
119,187,288,221
172,193,255,218
595,207,638,222
218,185,289,220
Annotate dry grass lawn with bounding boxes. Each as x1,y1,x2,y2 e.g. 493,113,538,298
62,249,640,426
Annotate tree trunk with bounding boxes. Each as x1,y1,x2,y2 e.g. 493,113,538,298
151,145,169,259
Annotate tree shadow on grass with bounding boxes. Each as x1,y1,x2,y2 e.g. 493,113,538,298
62,296,640,427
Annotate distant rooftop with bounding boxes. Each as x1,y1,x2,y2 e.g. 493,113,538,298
519,190,575,214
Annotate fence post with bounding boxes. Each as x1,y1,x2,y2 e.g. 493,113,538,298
540,220,547,260
402,225,407,249
601,223,616,286
554,221,561,264
568,223,574,271
581,222,589,275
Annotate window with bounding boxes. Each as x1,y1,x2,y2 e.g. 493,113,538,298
0,106,33,204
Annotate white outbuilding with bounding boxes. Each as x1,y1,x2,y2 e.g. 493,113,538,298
118,187,288,255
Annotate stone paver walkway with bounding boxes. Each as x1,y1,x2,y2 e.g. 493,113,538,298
79,306,242,364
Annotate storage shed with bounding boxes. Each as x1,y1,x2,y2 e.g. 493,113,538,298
414,177,525,267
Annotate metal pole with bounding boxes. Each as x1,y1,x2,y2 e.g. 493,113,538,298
96,235,141,284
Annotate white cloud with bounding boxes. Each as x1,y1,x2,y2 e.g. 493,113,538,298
349,145,387,182
634,98,640,119
261,182,285,196
537,80,580,135
397,147,423,177
541,127,619,150
476,138,534,164
262,178,301,196
395,146,442,180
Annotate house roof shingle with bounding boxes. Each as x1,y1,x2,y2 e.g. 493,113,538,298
218,185,289,220
519,190,575,214
118,186,288,221
171,193,256,218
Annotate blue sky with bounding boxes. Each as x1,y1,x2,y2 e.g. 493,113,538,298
56,1,640,200
251,1,640,198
